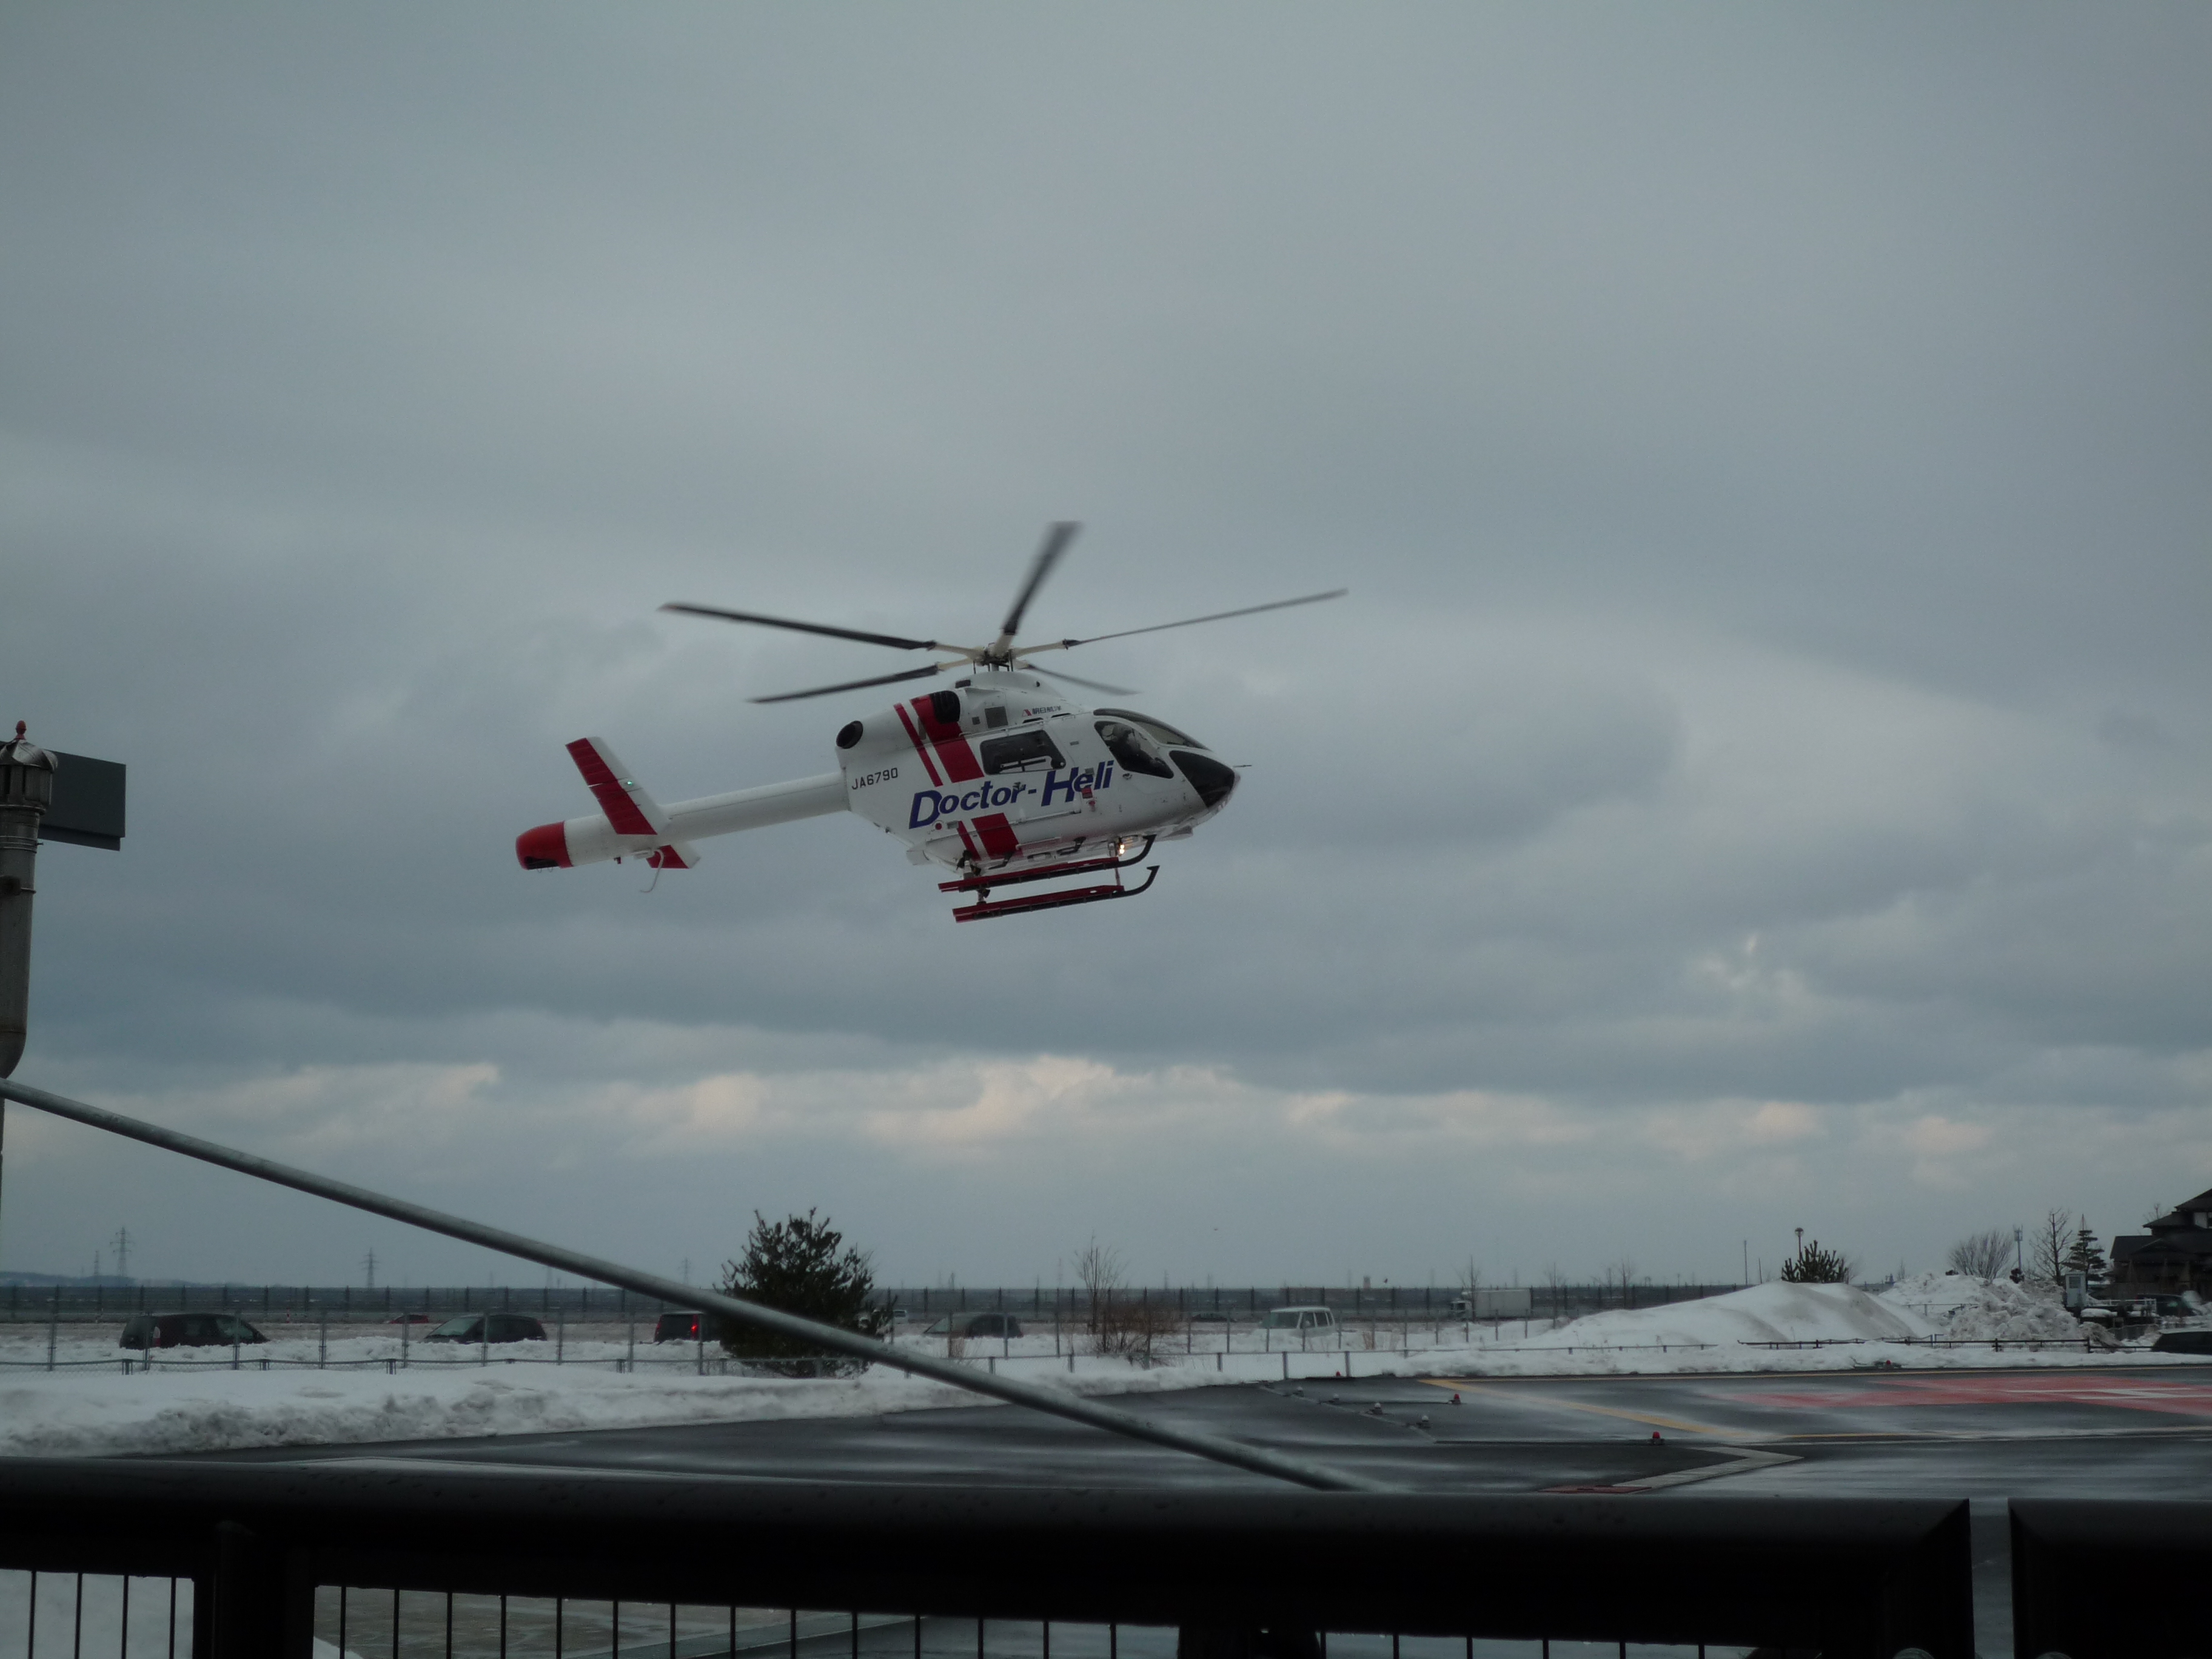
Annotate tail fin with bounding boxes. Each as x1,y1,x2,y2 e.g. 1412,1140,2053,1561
566,737,669,837
515,738,702,871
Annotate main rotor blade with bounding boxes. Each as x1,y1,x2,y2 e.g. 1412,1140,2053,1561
997,521,1081,643
1019,588,1347,654
1016,663,1138,696
748,663,962,705
662,602,943,654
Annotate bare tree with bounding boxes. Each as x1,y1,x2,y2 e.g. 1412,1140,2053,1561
2031,1208,2072,1284
1542,1262,1566,1324
1610,1256,1637,1309
1948,1228,2014,1281
1073,1237,1124,1346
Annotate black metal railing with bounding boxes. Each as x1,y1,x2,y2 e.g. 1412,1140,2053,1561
2011,1500,2212,1659
0,1460,1974,1659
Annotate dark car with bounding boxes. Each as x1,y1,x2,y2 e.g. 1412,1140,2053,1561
421,1313,547,1344
387,1312,436,1327
119,1312,269,1350
922,1312,1022,1339
654,1312,715,1343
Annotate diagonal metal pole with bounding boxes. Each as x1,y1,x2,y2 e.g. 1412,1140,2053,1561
0,1077,1386,1492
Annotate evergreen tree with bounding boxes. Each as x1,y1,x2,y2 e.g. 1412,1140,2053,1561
717,1209,891,1376
2061,1225,2108,1282
1780,1240,1855,1283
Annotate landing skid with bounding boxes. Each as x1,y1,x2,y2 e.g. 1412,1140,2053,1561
944,837,1159,922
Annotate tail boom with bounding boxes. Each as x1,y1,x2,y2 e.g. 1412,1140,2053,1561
517,773,845,870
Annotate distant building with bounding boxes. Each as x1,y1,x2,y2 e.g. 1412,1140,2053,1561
2108,1186,2212,1298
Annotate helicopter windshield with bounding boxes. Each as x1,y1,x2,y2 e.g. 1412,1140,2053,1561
1093,720,1175,779
1093,709,1202,748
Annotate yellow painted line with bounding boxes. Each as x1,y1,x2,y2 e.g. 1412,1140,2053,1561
1419,1379,1741,1438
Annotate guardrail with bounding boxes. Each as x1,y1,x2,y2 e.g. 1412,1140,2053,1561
0,1460,1974,1659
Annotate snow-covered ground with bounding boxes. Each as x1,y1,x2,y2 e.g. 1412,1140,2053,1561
1,1282,2194,1459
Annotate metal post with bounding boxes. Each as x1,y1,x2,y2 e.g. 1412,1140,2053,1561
557,1305,565,1364
0,728,55,1084
47,1283,58,1369
320,1312,327,1370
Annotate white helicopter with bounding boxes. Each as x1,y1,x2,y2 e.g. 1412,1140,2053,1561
515,523,1342,920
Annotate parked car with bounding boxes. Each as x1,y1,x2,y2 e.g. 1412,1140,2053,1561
421,1313,547,1344
387,1312,436,1327
654,1312,712,1342
922,1312,1023,1339
1262,1305,1338,1333
119,1312,268,1350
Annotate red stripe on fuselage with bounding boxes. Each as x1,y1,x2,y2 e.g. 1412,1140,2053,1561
973,813,1020,860
954,822,979,859
566,740,659,836
910,697,984,782
894,704,944,786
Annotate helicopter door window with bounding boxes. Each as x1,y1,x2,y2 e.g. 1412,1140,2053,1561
1093,720,1176,778
979,729,1064,774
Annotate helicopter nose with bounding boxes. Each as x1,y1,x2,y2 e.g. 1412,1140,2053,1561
1169,750,1237,810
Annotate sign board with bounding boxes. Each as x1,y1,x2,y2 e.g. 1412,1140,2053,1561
2063,1272,2086,1311
39,751,125,850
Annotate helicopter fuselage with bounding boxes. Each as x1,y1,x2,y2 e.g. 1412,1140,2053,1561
841,671,1237,873
513,671,1236,884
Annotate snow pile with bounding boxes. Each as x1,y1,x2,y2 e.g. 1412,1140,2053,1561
1877,1271,2082,1342
0,1365,989,1458
1530,1281,1936,1351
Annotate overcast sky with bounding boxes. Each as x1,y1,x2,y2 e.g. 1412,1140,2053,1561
4,5,2207,1294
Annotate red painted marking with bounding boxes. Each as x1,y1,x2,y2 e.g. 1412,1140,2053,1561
515,822,571,869
954,822,980,859
974,813,1020,859
566,739,658,836
1721,1374,2212,1418
894,704,943,786
910,696,983,782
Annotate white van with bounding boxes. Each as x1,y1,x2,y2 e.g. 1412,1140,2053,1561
1262,1304,1338,1333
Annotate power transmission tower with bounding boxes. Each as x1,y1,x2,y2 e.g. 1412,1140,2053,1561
111,1226,131,1281
363,1247,377,1290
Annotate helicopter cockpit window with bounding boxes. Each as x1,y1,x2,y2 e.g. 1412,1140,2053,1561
1093,709,1202,748
1093,720,1176,778
979,729,1064,775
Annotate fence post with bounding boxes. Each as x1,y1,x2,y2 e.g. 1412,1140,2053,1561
46,1283,58,1370
318,1313,327,1370
202,1519,295,1659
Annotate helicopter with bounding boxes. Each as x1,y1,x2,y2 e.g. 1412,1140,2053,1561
515,523,1343,920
